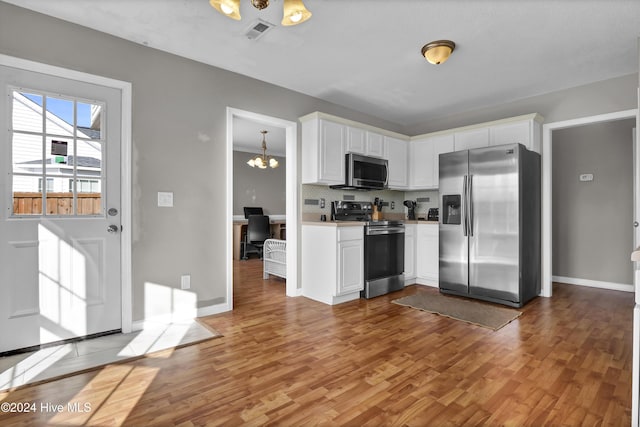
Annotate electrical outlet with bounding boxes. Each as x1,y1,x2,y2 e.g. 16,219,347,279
320,198,325,208
181,274,191,290
579,173,594,182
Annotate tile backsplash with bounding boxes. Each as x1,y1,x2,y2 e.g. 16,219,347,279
302,184,439,220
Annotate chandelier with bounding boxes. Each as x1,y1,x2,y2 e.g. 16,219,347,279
247,130,279,169
210,0,312,26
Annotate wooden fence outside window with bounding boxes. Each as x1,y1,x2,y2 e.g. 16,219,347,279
13,192,102,215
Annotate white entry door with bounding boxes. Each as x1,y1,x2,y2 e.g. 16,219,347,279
0,65,122,353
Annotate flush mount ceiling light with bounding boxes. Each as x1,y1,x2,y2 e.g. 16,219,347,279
421,40,456,65
247,130,279,169
209,0,312,26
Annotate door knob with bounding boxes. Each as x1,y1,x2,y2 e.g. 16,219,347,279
107,225,119,233
635,221,639,228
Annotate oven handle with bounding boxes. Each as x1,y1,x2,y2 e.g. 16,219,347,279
365,227,405,235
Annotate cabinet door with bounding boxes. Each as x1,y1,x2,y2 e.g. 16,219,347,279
490,121,530,148
366,131,385,158
337,239,364,295
404,225,416,279
416,225,438,283
432,134,454,188
410,137,435,188
346,126,366,154
319,119,346,184
454,128,489,151
386,136,408,189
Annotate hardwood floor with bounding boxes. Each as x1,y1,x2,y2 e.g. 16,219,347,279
0,259,633,425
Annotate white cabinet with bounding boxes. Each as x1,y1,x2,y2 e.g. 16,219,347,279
338,239,364,295
409,137,435,188
346,126,366,154
454,127,489,151
365,131,386,158
409,134,453,190
404,224,416,282
301,118,345,185
432,134,455,188
302,224,364,305
346,128,386,158
490,119,541,153
416,224,438,286
386,136,408,189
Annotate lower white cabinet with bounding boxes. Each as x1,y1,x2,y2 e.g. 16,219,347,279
404,224,416,282
415,224,439,286
338,239,364,295
302,224,364,305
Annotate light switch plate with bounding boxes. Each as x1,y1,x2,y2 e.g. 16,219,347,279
158,191,174,207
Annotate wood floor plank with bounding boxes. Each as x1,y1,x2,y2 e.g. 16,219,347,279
0,259,634,425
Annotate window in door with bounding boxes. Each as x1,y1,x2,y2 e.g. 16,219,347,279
10,89,105,216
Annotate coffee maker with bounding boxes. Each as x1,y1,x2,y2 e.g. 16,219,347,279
403,200,417,220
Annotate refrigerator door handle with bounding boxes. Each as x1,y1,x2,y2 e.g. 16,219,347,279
468,174,474,236
463,175,468,236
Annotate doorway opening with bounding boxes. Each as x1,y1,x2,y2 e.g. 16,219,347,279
542,108,638,297
225,108,298,309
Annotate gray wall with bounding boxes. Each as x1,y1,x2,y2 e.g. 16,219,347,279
405,73,638,136
552,119,635,284
233,151,285,216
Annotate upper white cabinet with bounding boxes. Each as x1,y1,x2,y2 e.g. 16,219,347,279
454,127,489,151
490,119,541,152
409,136,435,189
300,112,409,187
386,136,408,189
346,128,386,158
432,134,455,188
408,114,542,190
365,131,386,158
301,112,542,190
346,126,366,154
409,134,453,190
301,117,346,185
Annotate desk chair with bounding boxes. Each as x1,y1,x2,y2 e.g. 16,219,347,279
241,215,271,260
243,207,264,219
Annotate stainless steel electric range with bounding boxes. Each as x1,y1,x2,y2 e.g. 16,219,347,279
331,201,405,299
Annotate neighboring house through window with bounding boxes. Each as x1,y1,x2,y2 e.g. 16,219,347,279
10,90,105,216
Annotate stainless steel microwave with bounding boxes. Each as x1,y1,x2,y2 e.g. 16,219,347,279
330,153,388,190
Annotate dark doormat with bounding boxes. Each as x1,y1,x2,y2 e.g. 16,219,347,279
392,291,522,331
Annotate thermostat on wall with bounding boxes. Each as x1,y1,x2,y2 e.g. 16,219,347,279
579,173,594,182
158,191,174,207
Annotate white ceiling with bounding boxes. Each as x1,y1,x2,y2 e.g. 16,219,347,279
233,116,286,156
6,0,640,130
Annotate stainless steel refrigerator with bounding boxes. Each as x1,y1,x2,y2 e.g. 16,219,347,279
439,143,541,307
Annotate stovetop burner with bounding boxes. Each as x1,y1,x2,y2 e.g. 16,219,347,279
331,200,372,222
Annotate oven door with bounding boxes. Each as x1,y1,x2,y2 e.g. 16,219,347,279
364,226,405,281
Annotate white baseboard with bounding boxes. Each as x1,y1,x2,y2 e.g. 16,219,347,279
131,302,232,331
415,278,438,288
198,302,232,317
553,275,634,293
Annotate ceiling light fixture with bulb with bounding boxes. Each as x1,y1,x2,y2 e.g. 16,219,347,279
421,40,456,65
209,0,312,26
247,130,279,169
